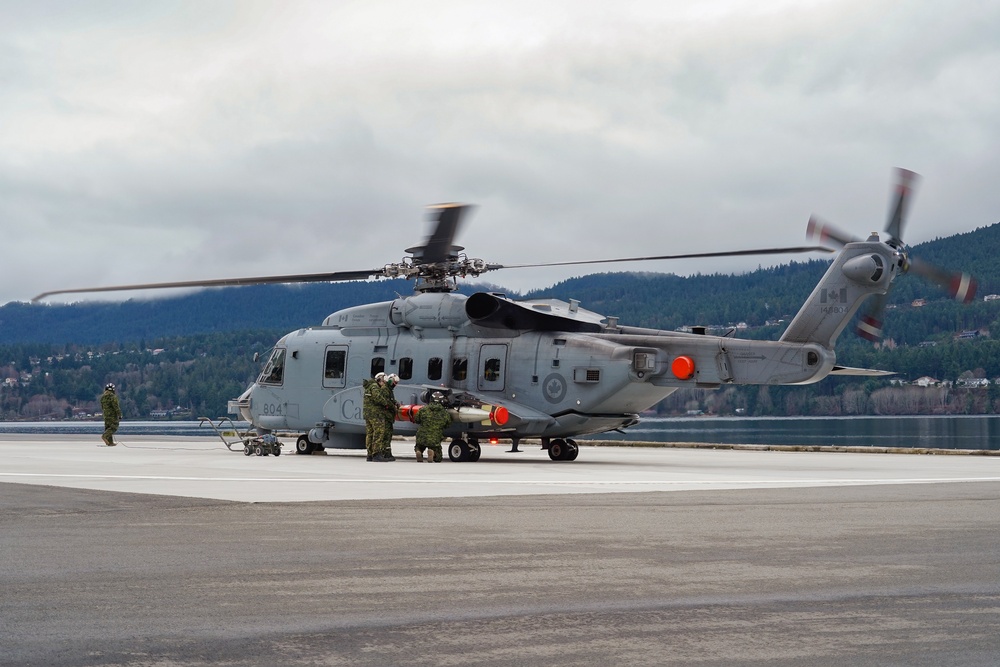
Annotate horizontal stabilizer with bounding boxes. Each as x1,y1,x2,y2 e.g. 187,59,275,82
829,366,896,377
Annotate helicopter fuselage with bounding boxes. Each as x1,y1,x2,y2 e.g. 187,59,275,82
231,287,841,454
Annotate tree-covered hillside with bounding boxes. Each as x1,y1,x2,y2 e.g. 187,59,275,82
2,223,999,420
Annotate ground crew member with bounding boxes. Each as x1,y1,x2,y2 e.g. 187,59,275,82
414,391,452,463
363,373,387,461
378,374,401,461
100,383,121,446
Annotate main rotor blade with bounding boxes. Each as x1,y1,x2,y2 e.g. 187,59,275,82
415,203,473,264
885,168,919,244
806,216,859,248
32,268,384,302
492,245,833,271
907,257,977,303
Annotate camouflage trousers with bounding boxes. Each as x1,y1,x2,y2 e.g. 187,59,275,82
415,439,443,462
365,417,394,457
103,421,118,445
380,417,394,455
364,417,382,457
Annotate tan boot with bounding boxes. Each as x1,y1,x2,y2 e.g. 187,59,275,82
415,448,423,462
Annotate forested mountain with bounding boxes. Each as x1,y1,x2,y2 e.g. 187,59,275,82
0,281,418,345
1,223,999,420
5,223,999,345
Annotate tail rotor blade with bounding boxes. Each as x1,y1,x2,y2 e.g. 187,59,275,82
855,293,888,342
885,168,919,245
907,257,978,303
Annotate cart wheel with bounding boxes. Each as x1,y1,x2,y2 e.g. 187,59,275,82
254,444,264,456
244,444,253,456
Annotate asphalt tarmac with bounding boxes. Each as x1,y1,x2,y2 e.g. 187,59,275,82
2,435,1000,666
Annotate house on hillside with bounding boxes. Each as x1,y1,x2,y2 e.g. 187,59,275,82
913,376,940,387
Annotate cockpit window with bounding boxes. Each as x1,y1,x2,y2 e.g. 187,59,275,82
258,348,286,385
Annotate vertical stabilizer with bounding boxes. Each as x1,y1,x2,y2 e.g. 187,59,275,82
779,237,898,348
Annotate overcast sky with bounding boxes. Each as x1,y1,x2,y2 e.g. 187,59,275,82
3,0,999,306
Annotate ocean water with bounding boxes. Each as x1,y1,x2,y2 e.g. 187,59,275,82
4,415,999,450
582,415,1000,450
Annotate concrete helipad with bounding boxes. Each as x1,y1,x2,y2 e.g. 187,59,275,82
5,434,1000,666
3,433,999,502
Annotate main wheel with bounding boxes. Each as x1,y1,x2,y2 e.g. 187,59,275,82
548,438,567,461
295,435,314,455
566,439,579,461
448,439,469,462
468,440,481,462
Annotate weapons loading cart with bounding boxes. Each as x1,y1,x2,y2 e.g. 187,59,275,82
198,416,283,457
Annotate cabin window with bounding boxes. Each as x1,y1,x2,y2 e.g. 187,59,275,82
428,357,443,381
258,348,286,385
452,357,468,381
323,347,348,388
371,357,385,377
484,358,501,382
325,350,346,379
398,357,413,380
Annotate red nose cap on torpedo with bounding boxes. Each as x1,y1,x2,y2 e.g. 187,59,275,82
490,406,509,426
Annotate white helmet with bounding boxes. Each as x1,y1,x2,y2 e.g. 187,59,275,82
386,373,400,385
374,372,386,382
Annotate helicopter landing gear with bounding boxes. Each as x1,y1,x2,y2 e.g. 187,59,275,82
448,438,482,462
295,434,314,455
548,438,579,461
566,439,579,460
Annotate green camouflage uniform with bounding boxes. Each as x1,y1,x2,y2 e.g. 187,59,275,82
100,389,121,446
362,378,382,458
377,382,399,456
414,401,452,462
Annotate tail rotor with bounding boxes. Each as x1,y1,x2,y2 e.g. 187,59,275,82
807,168,977,342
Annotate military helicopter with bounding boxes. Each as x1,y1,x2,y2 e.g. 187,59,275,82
35,169,976,462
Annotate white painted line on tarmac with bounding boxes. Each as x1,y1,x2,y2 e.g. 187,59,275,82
4,472,1000,485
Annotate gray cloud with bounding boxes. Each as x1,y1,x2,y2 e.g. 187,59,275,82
2,0,999,304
